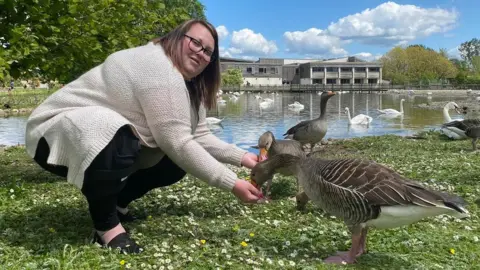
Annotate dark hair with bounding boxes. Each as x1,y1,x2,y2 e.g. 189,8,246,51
152,19,221,116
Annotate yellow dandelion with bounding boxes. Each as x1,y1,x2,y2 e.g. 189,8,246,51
147,215,152,219
241,241,248,247
245,175,251,180
200,239,206,245
450,248,455,255
120,260,126,265
48,227,55,233
249,232,255,237
232,225,239,232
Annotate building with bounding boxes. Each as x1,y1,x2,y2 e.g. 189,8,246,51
298,57,382,85
219,56,382,86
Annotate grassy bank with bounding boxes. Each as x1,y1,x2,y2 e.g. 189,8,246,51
0,89,55,110
0,133,479,269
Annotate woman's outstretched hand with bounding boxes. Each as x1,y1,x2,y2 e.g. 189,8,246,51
241,152,259,169
232,179,263,203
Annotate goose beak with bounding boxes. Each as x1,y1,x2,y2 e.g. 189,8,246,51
259,148,268,161
454,106,461,114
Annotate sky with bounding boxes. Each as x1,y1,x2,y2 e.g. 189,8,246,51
200,0,479,61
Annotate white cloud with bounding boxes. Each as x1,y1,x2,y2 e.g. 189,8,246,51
230,28,278,55
282,1,458,57
216,25,229,41
353,52,383,61
326,1,458,45
219,46,232,58
283,28,347,56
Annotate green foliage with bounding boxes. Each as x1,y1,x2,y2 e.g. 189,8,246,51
0,0,205,83
380,45,458,84
0,134,479,269
459,38,480,67
221,68,244,86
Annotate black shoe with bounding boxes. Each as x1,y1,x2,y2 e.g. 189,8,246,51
117,210,146,223
93,232,144,254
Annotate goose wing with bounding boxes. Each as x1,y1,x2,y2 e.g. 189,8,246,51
442,119,480,130
314,159,458,208
283,119,312,138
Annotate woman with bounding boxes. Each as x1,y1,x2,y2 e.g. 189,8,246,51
25,19,262,254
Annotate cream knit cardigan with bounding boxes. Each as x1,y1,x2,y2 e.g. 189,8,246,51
25,42,246,191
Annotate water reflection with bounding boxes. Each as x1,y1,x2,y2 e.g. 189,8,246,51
0,92,474,152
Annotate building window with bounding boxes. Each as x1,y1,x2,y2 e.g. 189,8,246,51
326,79,336,84
295,68,299,75
312,79,322,84
354,79,363,84
369,67,380,72
312,67,323,72
246,67,253,73
270,67,277,74
341,68,352,72
368,79,378,84
340,79,350,84
355,67,366,72
326,67,338,72
259,67,267,73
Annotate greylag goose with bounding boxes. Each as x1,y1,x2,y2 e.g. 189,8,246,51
252,131,306,195
283,91,335,150
250,154,470,265
442,119,480,148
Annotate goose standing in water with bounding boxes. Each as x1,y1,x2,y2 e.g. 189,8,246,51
345,107,372,126
283,91,335,151
442,119,480,150
250,154,469,265
252,131,306,195
377,98,404,115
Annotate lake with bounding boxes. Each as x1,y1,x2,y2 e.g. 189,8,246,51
0,91,475,153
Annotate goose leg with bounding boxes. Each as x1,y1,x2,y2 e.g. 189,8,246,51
472,138,478,151
335,227,368,257
324,227,364,265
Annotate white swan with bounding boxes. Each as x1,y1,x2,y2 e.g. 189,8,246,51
260,99,274,109
345,107,372,126
378,99,404,115
288,101,304,110
206,117,224,125
440,102,467,139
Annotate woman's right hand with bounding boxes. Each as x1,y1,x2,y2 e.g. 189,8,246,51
232,179,263,203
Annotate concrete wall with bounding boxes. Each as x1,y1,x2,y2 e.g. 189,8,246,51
244,77,283,86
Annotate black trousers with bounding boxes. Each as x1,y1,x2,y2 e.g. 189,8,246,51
33,125,186,231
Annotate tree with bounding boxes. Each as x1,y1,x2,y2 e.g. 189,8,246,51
221,68,243,86
472,56,480,74
0,0,205,83
380,45,457,84
459,38,480,67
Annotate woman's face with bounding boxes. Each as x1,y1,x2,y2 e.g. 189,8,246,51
181,23,215,79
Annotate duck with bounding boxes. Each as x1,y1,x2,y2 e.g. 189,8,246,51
377,99,404,115
344,107,372,126
442,119,480,150
283,91,335,150
439,102,466,139
250,154,469,265
251,131,306,195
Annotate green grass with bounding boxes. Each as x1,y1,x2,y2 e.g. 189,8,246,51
0,132,479,269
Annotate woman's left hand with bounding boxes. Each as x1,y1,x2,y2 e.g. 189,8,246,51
241,152,259,169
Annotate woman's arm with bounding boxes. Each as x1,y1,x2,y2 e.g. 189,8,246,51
193,105,247,167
